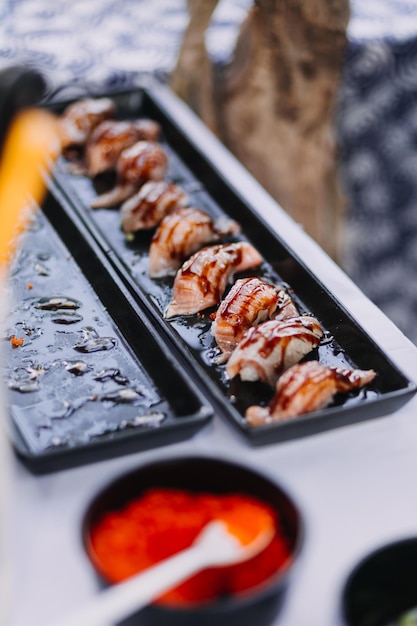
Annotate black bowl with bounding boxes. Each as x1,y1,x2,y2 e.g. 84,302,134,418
342,537,417,626
82,454,303,626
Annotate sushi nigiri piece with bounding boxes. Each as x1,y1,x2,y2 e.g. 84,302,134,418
85,119,161,177
165,242,262,318
211,277,281,362
91,140,167,209
59,97,115,150
246,360,376,426
149,207,240,278
121,181,187,234
226,315,323,385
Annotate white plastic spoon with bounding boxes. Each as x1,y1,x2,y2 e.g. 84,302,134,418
49,519,275,626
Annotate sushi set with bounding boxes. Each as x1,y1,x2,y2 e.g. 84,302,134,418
3,67,417,626
3,81,416,472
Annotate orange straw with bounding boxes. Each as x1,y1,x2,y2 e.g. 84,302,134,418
0,107,59,267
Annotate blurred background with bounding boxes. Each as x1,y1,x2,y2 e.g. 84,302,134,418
1,0,417,345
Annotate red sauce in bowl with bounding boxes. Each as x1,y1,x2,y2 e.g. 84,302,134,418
88,488,292,606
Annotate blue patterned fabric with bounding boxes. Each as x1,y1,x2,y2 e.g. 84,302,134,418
1,0,417,343
0,0,189,98
338,2,417,344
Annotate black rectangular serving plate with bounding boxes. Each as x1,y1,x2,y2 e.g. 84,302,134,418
46,81,416,446
5,201,212,473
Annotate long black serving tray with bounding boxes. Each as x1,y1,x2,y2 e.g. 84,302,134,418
46,80,416,446
4,201,212,474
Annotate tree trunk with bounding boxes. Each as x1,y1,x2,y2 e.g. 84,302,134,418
169,0,219,128
170,0,350,261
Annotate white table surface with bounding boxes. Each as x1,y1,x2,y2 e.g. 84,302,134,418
5,88,417,626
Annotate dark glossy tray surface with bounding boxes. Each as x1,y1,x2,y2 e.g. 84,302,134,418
47,84,415,445
4,204,212,472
